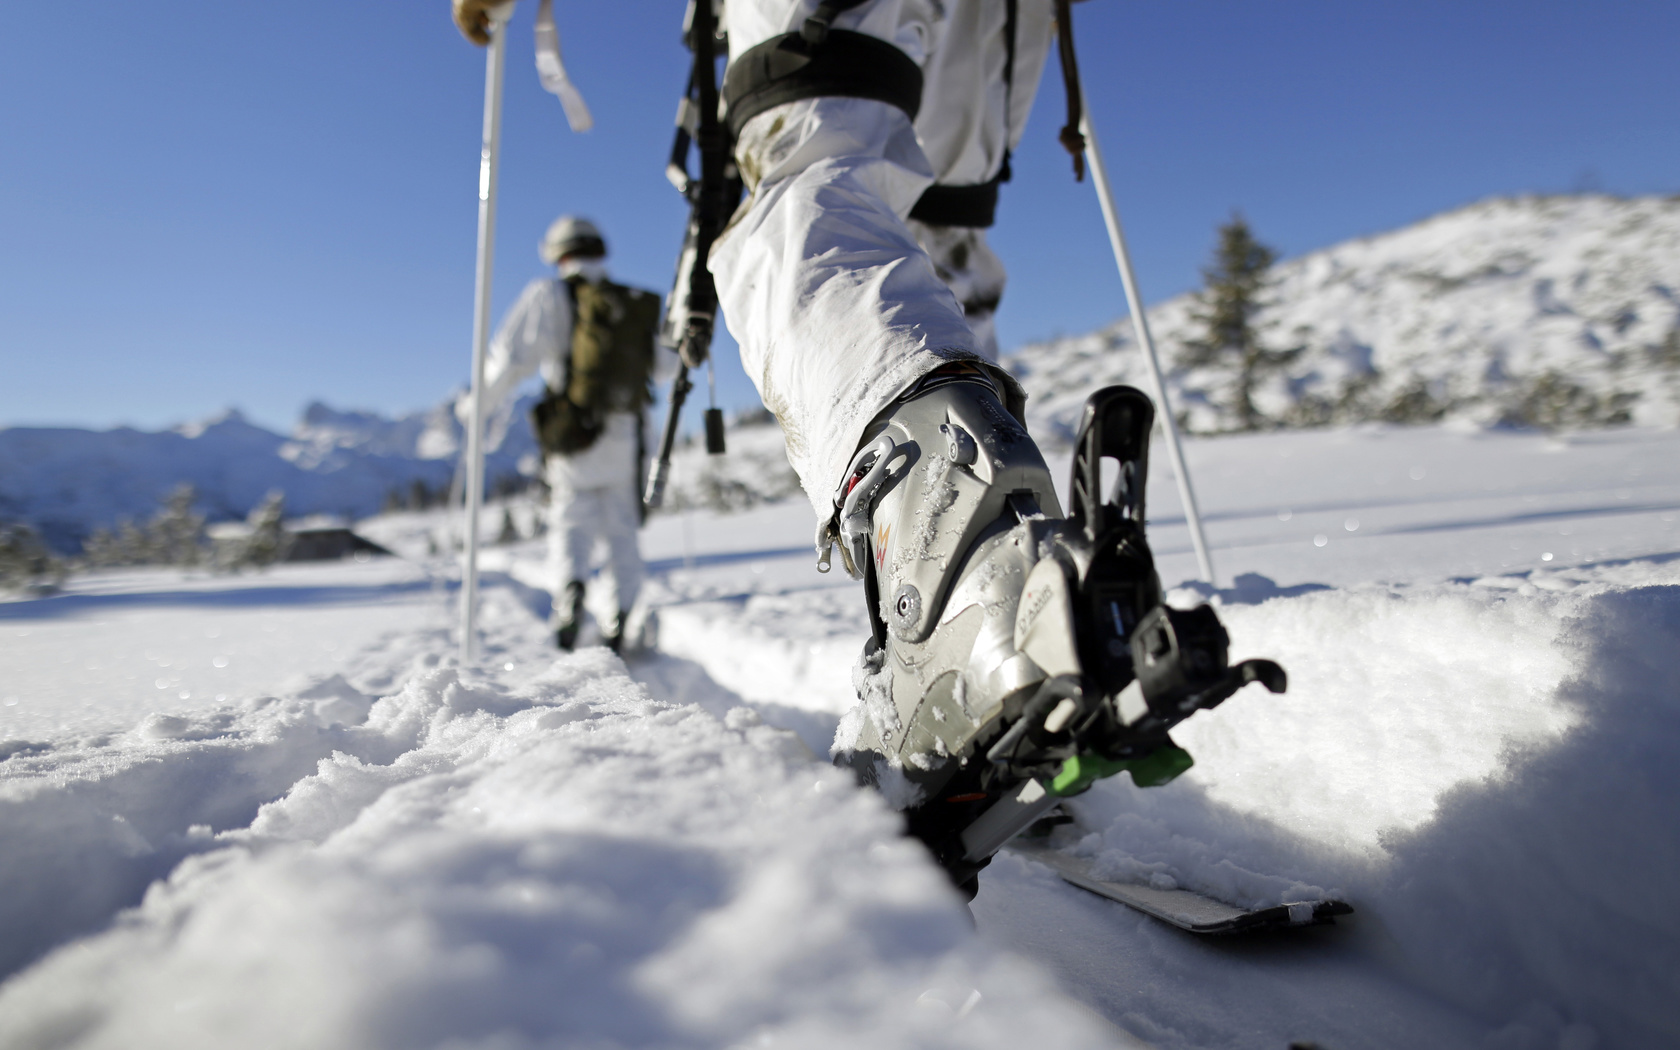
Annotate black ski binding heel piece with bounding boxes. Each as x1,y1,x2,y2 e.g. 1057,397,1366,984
956,386,1288,864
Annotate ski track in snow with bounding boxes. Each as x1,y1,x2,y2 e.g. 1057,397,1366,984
2,424,1679,1048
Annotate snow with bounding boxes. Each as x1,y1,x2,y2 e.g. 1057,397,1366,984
4,195,1680,1047
4,415,1676,1048
0,559,444,740
0,571,1115,1050
980,561,1680,1050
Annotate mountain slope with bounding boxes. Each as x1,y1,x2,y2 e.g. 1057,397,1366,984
1006,194,1680,441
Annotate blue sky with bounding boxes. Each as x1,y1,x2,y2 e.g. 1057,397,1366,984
2,1,1676,434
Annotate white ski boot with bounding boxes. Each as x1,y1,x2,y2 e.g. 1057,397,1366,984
823,373,1285,892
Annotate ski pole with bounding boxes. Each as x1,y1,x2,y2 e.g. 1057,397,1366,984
1079,96,1218,587
461,1,516,665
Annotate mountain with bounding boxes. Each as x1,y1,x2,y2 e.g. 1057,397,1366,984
0,399,540,554
1005,194,1680,443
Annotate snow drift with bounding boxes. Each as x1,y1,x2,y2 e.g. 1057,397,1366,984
1001,562,1680,1049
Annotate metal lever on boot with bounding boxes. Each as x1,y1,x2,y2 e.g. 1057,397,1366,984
836,435,898,579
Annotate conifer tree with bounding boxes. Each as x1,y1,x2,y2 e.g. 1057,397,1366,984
237,491,291,568
0,522,63,592
1182,215,1297,430
149,485,206,566
82,485,208,567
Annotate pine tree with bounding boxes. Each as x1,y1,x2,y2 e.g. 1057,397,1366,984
1181,215,1298,430
0,522,64,593
149,485,207,566
497,507,520,545
82,486,207,567
238,491,292,568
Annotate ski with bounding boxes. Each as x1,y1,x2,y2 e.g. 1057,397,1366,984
1006,838,1353,936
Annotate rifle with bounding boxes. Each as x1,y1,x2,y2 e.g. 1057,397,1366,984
645,0,741,509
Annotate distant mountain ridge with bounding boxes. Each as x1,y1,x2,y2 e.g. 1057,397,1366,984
0,390,792,555
0,398,540,553
1005,194,1680,443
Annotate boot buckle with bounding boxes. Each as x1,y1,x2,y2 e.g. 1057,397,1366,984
819,434,899,580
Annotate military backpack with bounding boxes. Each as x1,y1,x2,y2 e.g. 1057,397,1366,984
531,276,661,455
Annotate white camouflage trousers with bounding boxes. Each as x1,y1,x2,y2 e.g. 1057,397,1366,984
712,0,1054,519
545,412,644,621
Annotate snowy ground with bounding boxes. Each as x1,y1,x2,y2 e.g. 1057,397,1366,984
2,422,1678,1049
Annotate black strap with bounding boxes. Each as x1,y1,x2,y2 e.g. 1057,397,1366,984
1000,0,1017,182
721,28,923,140
908,180,1002,228
908,0,1018,229
557,275,581,399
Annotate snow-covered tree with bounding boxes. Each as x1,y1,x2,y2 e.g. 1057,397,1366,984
217,490,292,571
0,522,64,594
497,507,520,545
149,485,206,566
82,485,207,567
1181,216,1301,430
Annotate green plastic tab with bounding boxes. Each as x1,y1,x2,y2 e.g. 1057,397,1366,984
1047,745,1194,797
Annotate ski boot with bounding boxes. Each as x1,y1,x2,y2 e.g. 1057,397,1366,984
823,375,1286,894
554,580,586,651
604,609,631,654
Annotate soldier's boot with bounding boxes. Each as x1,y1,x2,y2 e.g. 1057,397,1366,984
823,373,1286,892
604,609,631,654
554,580,586,651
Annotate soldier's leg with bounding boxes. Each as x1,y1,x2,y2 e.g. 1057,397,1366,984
547,459,599,650
906,220,1008,362
714,0,993,520
908,0,1054,364
714,1,1278,895
597,479,645,652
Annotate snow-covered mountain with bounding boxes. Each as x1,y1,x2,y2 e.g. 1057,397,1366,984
1007,194,1680,442
0,389,793,555
0,399,540,553
9,194,1676,552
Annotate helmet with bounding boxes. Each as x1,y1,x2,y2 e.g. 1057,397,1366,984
539,215,606,264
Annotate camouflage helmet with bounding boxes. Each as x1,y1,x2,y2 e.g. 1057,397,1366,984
540,215,606,264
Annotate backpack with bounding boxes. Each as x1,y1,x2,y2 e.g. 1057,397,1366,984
531,276,661,455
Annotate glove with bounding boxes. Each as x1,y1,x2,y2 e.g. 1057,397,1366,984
452,0,498,46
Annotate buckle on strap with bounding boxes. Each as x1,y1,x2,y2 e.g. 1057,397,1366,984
816,434,899,579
